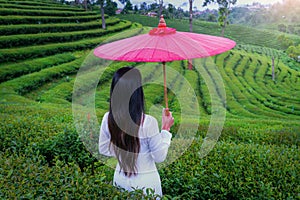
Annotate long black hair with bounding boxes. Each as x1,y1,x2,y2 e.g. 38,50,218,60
108,66,145,177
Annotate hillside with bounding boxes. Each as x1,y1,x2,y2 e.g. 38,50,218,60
119,14,300,51
0,1,299,199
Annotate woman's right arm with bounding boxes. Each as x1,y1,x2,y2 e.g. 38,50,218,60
147,108,174,163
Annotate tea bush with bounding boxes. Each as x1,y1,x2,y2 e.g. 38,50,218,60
0,14,101,25
0,20,132,62
0,8,97,17
160,140,299,199
0,3,83,12
1,21,128,48
37,128,98,172
0,0,63,7
0,52,76,82
0,151,161,199
0,58,84,95
0,17,116,36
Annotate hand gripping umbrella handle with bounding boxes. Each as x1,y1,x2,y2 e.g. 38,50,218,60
163,62,170,116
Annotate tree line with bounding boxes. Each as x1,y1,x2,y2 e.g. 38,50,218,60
59,0,237,36
57,0,299,62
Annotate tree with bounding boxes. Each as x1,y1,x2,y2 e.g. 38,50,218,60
105,0,117,16
189,0,193,32
278,24,287,32
158,0,164,17
287,25,295,34
277,34,294,49
140,2,147,11
188,0,194,69
118,0,127,4
122,0,133,14
203,0,237,37
208,13,217,22
134,5,138,13
97,0,106,29
149,2,159,11
167,3,174,19
83,0,88,10
287,45,300,61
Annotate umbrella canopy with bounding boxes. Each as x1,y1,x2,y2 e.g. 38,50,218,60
94,16,236,112
94,16,236,62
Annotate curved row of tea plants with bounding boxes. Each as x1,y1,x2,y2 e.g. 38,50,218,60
1,19,127,48
0,3,83,11
0,20,134,63
0,17,117,35
214,51,300,118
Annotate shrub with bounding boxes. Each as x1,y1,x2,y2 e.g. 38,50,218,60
0,17,114,36
161,140,300,199
0,14,100,25
37,129,98,172
0,20,123,48
0,8,97,17
0,52,76,82
0,0,63,7
0,151,160,199
0,3,84,12
0,20,132,63
0,58,84,95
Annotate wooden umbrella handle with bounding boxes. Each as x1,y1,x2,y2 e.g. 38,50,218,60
163,62,170,116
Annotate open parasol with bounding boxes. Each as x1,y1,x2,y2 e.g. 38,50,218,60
94,15,236,113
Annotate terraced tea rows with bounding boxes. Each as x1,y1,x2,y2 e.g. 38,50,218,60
0,1,299,199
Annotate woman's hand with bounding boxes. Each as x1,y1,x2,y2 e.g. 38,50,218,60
161,108,174,131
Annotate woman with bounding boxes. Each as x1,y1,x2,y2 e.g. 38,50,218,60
99,66,174,196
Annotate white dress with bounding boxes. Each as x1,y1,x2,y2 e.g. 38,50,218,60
99,112,172,196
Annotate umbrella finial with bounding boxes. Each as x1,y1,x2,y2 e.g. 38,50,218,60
149,15,176,35
158,15,167,28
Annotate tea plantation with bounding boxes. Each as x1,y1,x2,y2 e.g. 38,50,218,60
0,1,299,199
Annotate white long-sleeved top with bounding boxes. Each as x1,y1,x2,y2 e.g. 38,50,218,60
99,112,172,196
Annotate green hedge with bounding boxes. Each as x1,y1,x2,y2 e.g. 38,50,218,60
40,81,74,104
37,129,98,171
1,103,298,199
0,8,97,17
1,20,123,48
0,20,133,63
214,51,300,118
0,3,84,12
161,140,299,199
0,103,159,199
0,58,84,95
0,52,76,82
0,17,115,35
237,53,300,115
0,0,65,7
0,151,159,199
0,14,100,25
184,68,209,115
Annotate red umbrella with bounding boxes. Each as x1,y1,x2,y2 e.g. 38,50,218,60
94,15,236,113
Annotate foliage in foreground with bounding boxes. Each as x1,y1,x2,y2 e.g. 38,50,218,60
0,104,299,199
